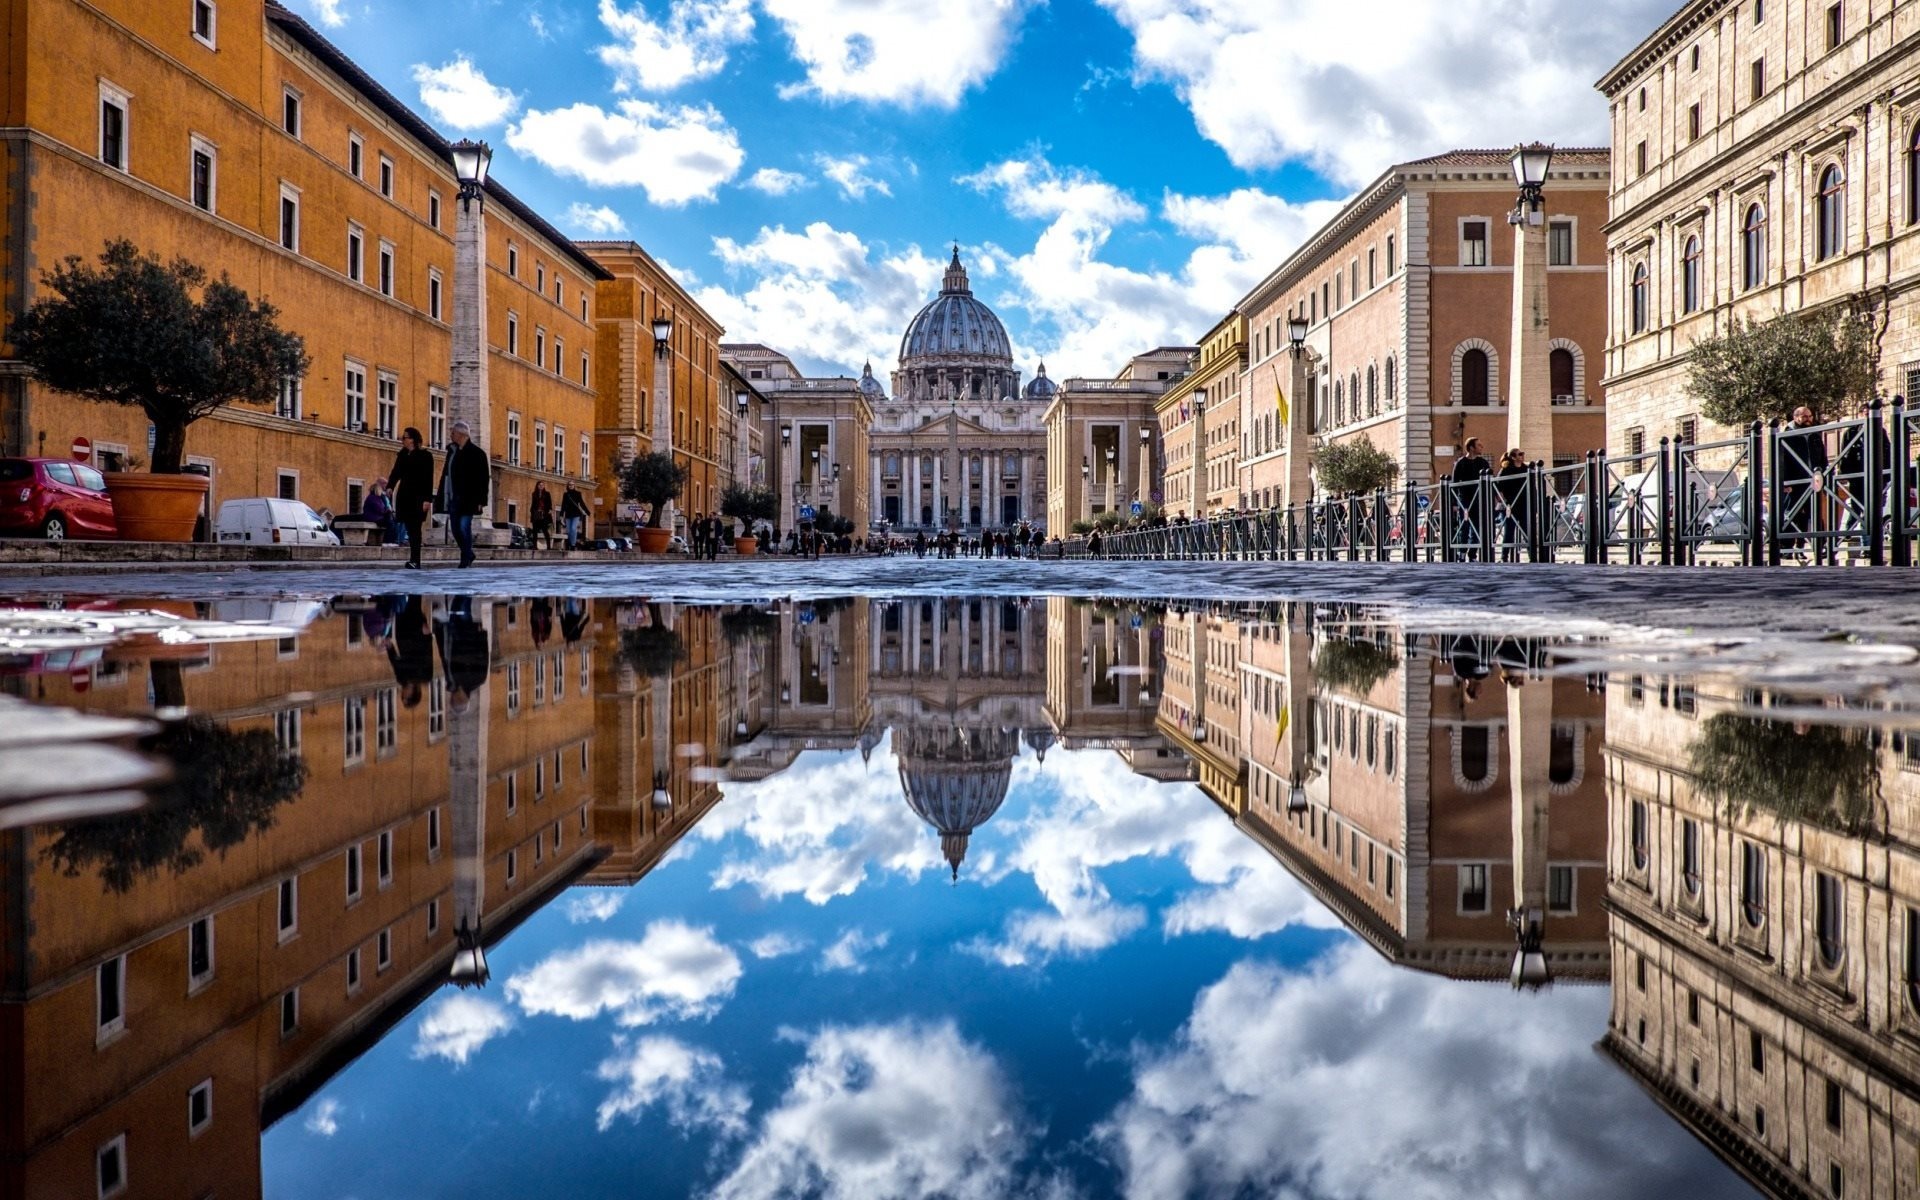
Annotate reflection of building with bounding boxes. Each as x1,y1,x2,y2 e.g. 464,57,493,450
1600,676,1920,1200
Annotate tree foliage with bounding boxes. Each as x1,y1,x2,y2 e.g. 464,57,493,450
1314,436,1401,496
1685,307,1879,428
1312,633,1401,696
720,484,779,525
10,240,308,473
619,452,687,528
42,717,308,894
1689,714,1880,833
617,603,685,678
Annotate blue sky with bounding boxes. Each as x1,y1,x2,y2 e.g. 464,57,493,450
289,0,1678,379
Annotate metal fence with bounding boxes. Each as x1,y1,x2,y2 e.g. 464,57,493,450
1063,399,1920,567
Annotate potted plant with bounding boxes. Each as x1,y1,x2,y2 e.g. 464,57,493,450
1313,435,1401,498
619,451,686,554
720,484,778,555
10,240,308,542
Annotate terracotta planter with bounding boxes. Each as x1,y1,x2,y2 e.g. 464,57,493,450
635,526,672,554
105,473,210,543
733,536,759,556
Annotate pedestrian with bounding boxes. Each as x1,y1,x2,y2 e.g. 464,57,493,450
530,482,554,550
386,426,436,569
1450,437,1494,559
386,593,435,708
1088,529,1104,558
1837,413,1892,553
362,478,395,545
436,596,491,710
1779,405,1829,561
561,483,589,549
437,419,490,568
689,511,707,560
1493,448,1531,562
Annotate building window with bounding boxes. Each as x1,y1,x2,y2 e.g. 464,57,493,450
1817,872,1845,967
1688,103,1702,142
508,411,522,464
1461,348,1490,406
99,83,129,171
1550,347,1576,400
1636,140,1648,176
1825,3,1843,50
427,898,440,935
188,1078,212,1136
278,877,298,938
282,88,302,137
345,843,362,901
377,829,393,885
97,955,126,1038
506,849,518,883
377,928,392,971
1548,220,1573,266
554,337,564,375
534,328,546,369
428,806,442,856
344,363,367,432
1818,164,1847,260
536,263,546,294
189,137,216,212
429,387,446,448
188,915,214,988
553,427,566,475
507,312,519,356
1751,1028,1766,1072
343,695,366,763
1691,44,1700,71
348,132,363,179
1743,203,1768,288
347,224,364,283
581,352,591,387
1627,427,1646,456
1752,58,1766,101
534,422,548,472
1827,1078,1843,1128
192,0,217,46
346,946,361,992
1462,220,1489,267
1630,262,1650,334
97,1135,126,1198
278,471,298,500
280,989,299,1037
1682,819,1701,895
1630,800,1649,868
1908,126,1920,226
279,184,300,252
429,268,443,321
429,189,442,229
1741,841,1767,927
507,244,519,277
379,154,394,198
1460,864,1490,913
378,242,395,297
1681,236,1702,314
1548,865,1574,912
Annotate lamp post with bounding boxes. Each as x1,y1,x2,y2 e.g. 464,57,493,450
1106,445,1119,518
1081,455,1091,525
1507,142,1556,468
1191,389,1208,516
779,422,793,534
734,390,751,492
449,139,492,463
651,316,678,535
1284,317,1313,513
1138,425,1153,509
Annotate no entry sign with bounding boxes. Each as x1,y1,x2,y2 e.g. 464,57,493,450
70,436,92,462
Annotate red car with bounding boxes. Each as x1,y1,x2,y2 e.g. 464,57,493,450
0,457,118,540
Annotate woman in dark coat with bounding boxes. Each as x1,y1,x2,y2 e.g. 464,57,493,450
387,427,436,568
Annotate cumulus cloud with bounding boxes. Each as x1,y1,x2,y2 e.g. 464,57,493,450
762,0,1033,109
411,994,517,1065
696,737,946,901
816,154,892,200
411,56,521,131
302,0,347,27
595,1036,752,1134
507,101,744,206
597,0,756,92
1096,0,1668,188
564,889,629,922
712,1021,1028,1200
1097,946,1739,1200
748,931,809,959
818,928,890,973
304,1096,344,1137
505,920,743,1026
745,167,811,196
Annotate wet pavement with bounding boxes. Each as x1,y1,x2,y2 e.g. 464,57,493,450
3,583,1913,1197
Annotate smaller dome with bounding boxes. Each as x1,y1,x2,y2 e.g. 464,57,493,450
859,361,886,400
1024,361,1056,401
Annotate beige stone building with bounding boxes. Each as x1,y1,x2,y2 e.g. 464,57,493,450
1044,347,1192,531
1235,150,1611,504
1598,1,1920,455
1155,317,1247,519
718,344,872,536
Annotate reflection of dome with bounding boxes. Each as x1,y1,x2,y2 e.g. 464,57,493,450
899,248,1013,364
1023,362,1056,400
897,723,1018,880
859,361,886,400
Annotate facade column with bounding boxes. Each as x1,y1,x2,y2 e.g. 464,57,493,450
910,455,921,525
1019,453,1030,524
1508,203,1553,465
451,181,491,511
1192,397,1208,515
652,327,676,534
1284,353,1314,512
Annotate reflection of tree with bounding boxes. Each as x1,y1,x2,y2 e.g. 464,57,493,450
618,603,684,679
720,606,779,646
1689,714,1881,833
1312,634,1400,697
43,717,308,893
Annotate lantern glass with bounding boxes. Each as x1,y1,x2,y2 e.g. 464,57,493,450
1287,317,1310,346
1511,142,1554,190
450,139,491,187
650,317,673,343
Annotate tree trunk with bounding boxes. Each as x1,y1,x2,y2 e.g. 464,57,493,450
149,416,190,474
646,503,665,529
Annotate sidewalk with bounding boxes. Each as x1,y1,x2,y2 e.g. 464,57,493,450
0,541,787,574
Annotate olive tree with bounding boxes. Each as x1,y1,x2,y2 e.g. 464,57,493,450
1685,307,1878,427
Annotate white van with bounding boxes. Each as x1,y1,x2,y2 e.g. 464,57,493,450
214,498,342,547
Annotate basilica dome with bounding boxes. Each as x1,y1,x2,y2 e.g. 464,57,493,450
1023,362,1057,401
859,361,886,401
897,722,1019,880
899,248,1014,365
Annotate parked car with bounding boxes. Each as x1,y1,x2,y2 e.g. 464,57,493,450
0,457,117,540
213,498,341,547
493,521,532,549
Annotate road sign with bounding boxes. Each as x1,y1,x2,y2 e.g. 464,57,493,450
798,505,816,522
1130,501,1143,516
1150,489,1163,504
1415,494,1431,510
71,436,91,462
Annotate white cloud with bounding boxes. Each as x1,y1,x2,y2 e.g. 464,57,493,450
595,1036,752,1134
696,737,946,900
1097,946,1739,1200
745,167,811,196
507,101,744,206
748,931,809,959
303,1096,344,1137
763,0,1034,109
597,0,756,93
302,0,347,28
564,889,629,923
712,1021,1028,1200
529,10,553,40
818,928,889,973
411,56,521,131
505,920,743,1026
1096,0,1669,188
411,994,517,1065
816,154,891,200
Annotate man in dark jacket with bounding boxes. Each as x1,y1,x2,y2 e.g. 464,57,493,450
437,597,491,711
1779,406,1829,559
387,594,436,708
1450,437,1494,559
438,420,490,568
387,427,436,568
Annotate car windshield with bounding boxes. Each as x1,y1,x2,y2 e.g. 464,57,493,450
74,466,106,491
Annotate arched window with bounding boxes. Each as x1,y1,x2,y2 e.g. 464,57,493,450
1549,724,1578,784
1682,235,1702,314
1817,872,1845,967
1366,365,1379,417
1630,262,1650,334
1909,124,1920,226
1461,348,1490,406
1349,373,1360,421
1550,348,1576,401
1818,164,1846,260
1743,203,1768,289
1459,726,1491,783
1333,378,1345,425
1385,356,1397,407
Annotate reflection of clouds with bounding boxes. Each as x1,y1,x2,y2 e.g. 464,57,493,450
304,1096,343,1137
411,994,516,1065
1099,946,1739,1200
712,1021,1027,1200
595,1036,751,1135
563,891,626,924
971,753,1330,965
706,737,941,904
748,931,809,959
505,920,742,1027
818,928,889,973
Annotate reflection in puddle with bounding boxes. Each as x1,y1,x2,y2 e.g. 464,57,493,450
6,593,1899,1197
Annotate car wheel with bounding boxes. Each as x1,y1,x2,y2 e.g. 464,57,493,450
43,514,67,541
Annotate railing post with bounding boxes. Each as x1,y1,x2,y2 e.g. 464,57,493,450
1746,420,1765,568
1478,477,1496,564
1656,436,1673,566
1766,419,1784,567
1372,489,1386,561
1529,462,1547,563
1402,480,1416,563
1867,397,1887,567
1896,398,1913,568
1440,482,1456,563
1583,451,1601,564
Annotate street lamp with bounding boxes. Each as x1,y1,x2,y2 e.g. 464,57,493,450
450,138,491,205
1510,142,1554,221
1507,141,1555,466
1287,317,1309,350
1508,906,1551,990
450,919,490,989
1287,773,1309,814
652,769,672,810
735,390,749,415
1081,456,1090,479
780,424,792,447
448,139,494,458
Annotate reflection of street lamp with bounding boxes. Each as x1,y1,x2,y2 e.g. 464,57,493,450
1287,773,1309,814
1508,906,1550,990
652,769,672,810
450,919,490,989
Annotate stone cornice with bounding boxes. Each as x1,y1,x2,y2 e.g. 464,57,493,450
1597,0,1728,98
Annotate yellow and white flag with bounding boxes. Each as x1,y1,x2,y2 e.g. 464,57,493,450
1271,364,1288,425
